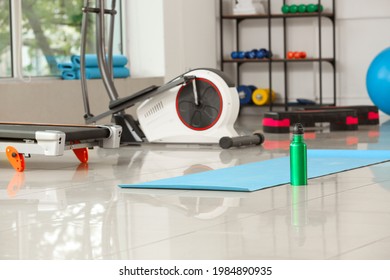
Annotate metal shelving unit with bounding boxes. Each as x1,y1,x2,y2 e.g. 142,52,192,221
219,0,336,110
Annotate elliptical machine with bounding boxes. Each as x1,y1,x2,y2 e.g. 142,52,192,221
79,0,244,145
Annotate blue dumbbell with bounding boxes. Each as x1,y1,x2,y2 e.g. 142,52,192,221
231,51,238,59
237,51,245,59
256,48,267,59
237,85,253,105
245,49,257,59
265,50,273,58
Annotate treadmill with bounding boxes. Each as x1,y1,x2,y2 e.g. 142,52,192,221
0,123,121,172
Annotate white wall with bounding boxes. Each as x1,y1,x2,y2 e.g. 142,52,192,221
337,0,390,105
125,0,165,77
163,0,220,81
125,0,220,81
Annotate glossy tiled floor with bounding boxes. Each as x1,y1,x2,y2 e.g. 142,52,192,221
1,113,390,260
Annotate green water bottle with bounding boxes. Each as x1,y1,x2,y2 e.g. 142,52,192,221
290,123,308,186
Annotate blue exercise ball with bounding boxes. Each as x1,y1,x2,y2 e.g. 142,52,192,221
366,47,390,115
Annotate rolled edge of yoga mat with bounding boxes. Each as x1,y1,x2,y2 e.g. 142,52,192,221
76,67,130,79
61,71,77,80
71,54,128,68
57,62,75,71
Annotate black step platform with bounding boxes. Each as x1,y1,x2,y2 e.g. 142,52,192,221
263,109,359,133
300,105,379,125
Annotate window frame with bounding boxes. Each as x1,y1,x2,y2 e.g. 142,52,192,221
0,0,13,79
1,0,125,82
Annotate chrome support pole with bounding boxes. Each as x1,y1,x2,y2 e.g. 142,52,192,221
80,0,93,119
107,0,116,79
96,0,119,101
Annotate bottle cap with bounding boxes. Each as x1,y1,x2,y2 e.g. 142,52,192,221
293,123,304,135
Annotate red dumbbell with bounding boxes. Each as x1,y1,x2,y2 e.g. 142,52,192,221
287,51,307,59
287,51,295,59
298,51,307,59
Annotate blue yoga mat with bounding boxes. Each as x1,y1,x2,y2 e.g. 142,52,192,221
57,62,75,71
71,54,128,68
119,149,390,192
76,67,130,79
61,67,130,80
61,70,77,80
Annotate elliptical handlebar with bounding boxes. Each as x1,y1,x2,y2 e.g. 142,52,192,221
80,0,120,123
80,0,92,119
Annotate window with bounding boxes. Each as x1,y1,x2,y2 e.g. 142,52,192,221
1,0,123,78
0,0,12,77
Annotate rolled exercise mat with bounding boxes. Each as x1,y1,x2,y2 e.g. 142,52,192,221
57,62,76,71
76,67,130,79
71,54,128,68
61,71,77,80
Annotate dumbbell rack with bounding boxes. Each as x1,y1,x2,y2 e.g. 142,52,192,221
219,0,336,111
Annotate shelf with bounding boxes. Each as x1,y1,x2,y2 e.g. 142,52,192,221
223,58,335,64
219,0,336,110
222,12,334,20
247,101,335,109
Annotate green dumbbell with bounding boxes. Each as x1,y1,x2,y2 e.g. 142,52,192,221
307,4,316,13
298,4,306,13
281,4,289,14
289,4,298,13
